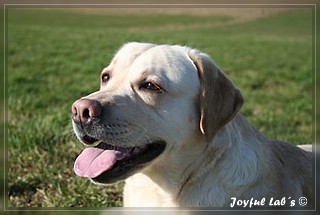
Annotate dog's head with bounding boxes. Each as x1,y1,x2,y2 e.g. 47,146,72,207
71,42,243,184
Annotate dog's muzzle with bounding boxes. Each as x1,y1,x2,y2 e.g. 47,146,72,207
71,98,166,184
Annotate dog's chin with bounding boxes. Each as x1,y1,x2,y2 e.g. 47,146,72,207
74,134,166,184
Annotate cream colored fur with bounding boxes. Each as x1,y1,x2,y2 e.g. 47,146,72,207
81,42,313,207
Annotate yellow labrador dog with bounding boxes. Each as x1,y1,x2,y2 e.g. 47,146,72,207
71,42,312,207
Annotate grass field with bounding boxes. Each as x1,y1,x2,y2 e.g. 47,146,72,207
6,7,314,208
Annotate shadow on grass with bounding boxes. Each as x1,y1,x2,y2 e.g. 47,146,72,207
9,177,42,198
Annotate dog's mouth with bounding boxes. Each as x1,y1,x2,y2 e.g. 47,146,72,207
74,135,166,184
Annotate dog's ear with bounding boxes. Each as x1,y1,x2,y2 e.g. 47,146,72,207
189,50,244,142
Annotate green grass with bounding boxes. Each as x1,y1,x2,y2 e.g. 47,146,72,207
6,8,313,208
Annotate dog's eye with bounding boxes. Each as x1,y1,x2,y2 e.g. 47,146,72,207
101,73,110,83
139,82,164,93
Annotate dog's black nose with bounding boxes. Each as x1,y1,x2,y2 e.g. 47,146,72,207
71,98,102,125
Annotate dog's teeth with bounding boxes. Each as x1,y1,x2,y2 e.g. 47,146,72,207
132,147,142,154
115,151,128,160
92,140,102,147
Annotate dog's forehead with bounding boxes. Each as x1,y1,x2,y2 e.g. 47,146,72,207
129,45,199,87
112,42,155,67
106,43,200,93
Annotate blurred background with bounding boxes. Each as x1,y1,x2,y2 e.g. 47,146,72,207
3,3,316,212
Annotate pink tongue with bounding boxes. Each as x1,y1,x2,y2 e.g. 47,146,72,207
74,148,119,178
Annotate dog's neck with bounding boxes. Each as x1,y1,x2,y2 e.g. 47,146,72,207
133,114,271,206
